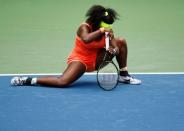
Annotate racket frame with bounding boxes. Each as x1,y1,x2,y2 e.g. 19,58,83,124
97,55,119,91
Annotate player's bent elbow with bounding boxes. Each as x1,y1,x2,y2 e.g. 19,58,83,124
81,37,91,43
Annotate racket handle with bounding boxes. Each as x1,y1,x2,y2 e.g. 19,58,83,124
105,32,109,50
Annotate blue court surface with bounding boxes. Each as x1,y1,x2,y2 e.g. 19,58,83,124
0,73,184,131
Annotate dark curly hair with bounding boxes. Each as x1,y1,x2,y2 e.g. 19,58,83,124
85,5,119,31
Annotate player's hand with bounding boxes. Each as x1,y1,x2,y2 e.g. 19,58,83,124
100,27,114,37
103,28,114,40
103,27,111,32
108,29,114,40
108,46,119,55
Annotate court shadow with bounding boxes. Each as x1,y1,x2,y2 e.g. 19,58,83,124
69,81,99,89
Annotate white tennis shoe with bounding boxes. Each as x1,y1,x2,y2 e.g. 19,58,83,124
119,76,142,85
11,77,28,86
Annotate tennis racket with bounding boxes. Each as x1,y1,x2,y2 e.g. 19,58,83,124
97,32,119,91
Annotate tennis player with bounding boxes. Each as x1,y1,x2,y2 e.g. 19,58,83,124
11,5,141,87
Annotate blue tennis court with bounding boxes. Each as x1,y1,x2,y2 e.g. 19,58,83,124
0,73,184,131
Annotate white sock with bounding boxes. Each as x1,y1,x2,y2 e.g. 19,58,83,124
119,67,128,71
31,78,37,85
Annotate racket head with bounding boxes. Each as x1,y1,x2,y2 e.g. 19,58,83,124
97,61,119,91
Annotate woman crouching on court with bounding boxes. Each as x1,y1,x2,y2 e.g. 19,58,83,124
11,5,141,87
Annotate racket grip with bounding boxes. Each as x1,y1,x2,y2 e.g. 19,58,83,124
105,32,109,50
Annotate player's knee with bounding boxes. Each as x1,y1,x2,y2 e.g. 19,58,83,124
117,37,127,47
57,78,71,87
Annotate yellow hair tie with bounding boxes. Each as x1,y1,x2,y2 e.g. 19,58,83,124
105,11,108,16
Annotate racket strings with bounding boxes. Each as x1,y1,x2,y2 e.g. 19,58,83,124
97,61,119,91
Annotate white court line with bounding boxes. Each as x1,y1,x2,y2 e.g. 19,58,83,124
0,72,184,76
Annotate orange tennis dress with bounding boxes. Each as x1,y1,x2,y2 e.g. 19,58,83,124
67,23,105,72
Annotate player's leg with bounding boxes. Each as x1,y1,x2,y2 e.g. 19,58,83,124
11,61,86,87
111,37,141,84
112,37,128,70
36,61,86,87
